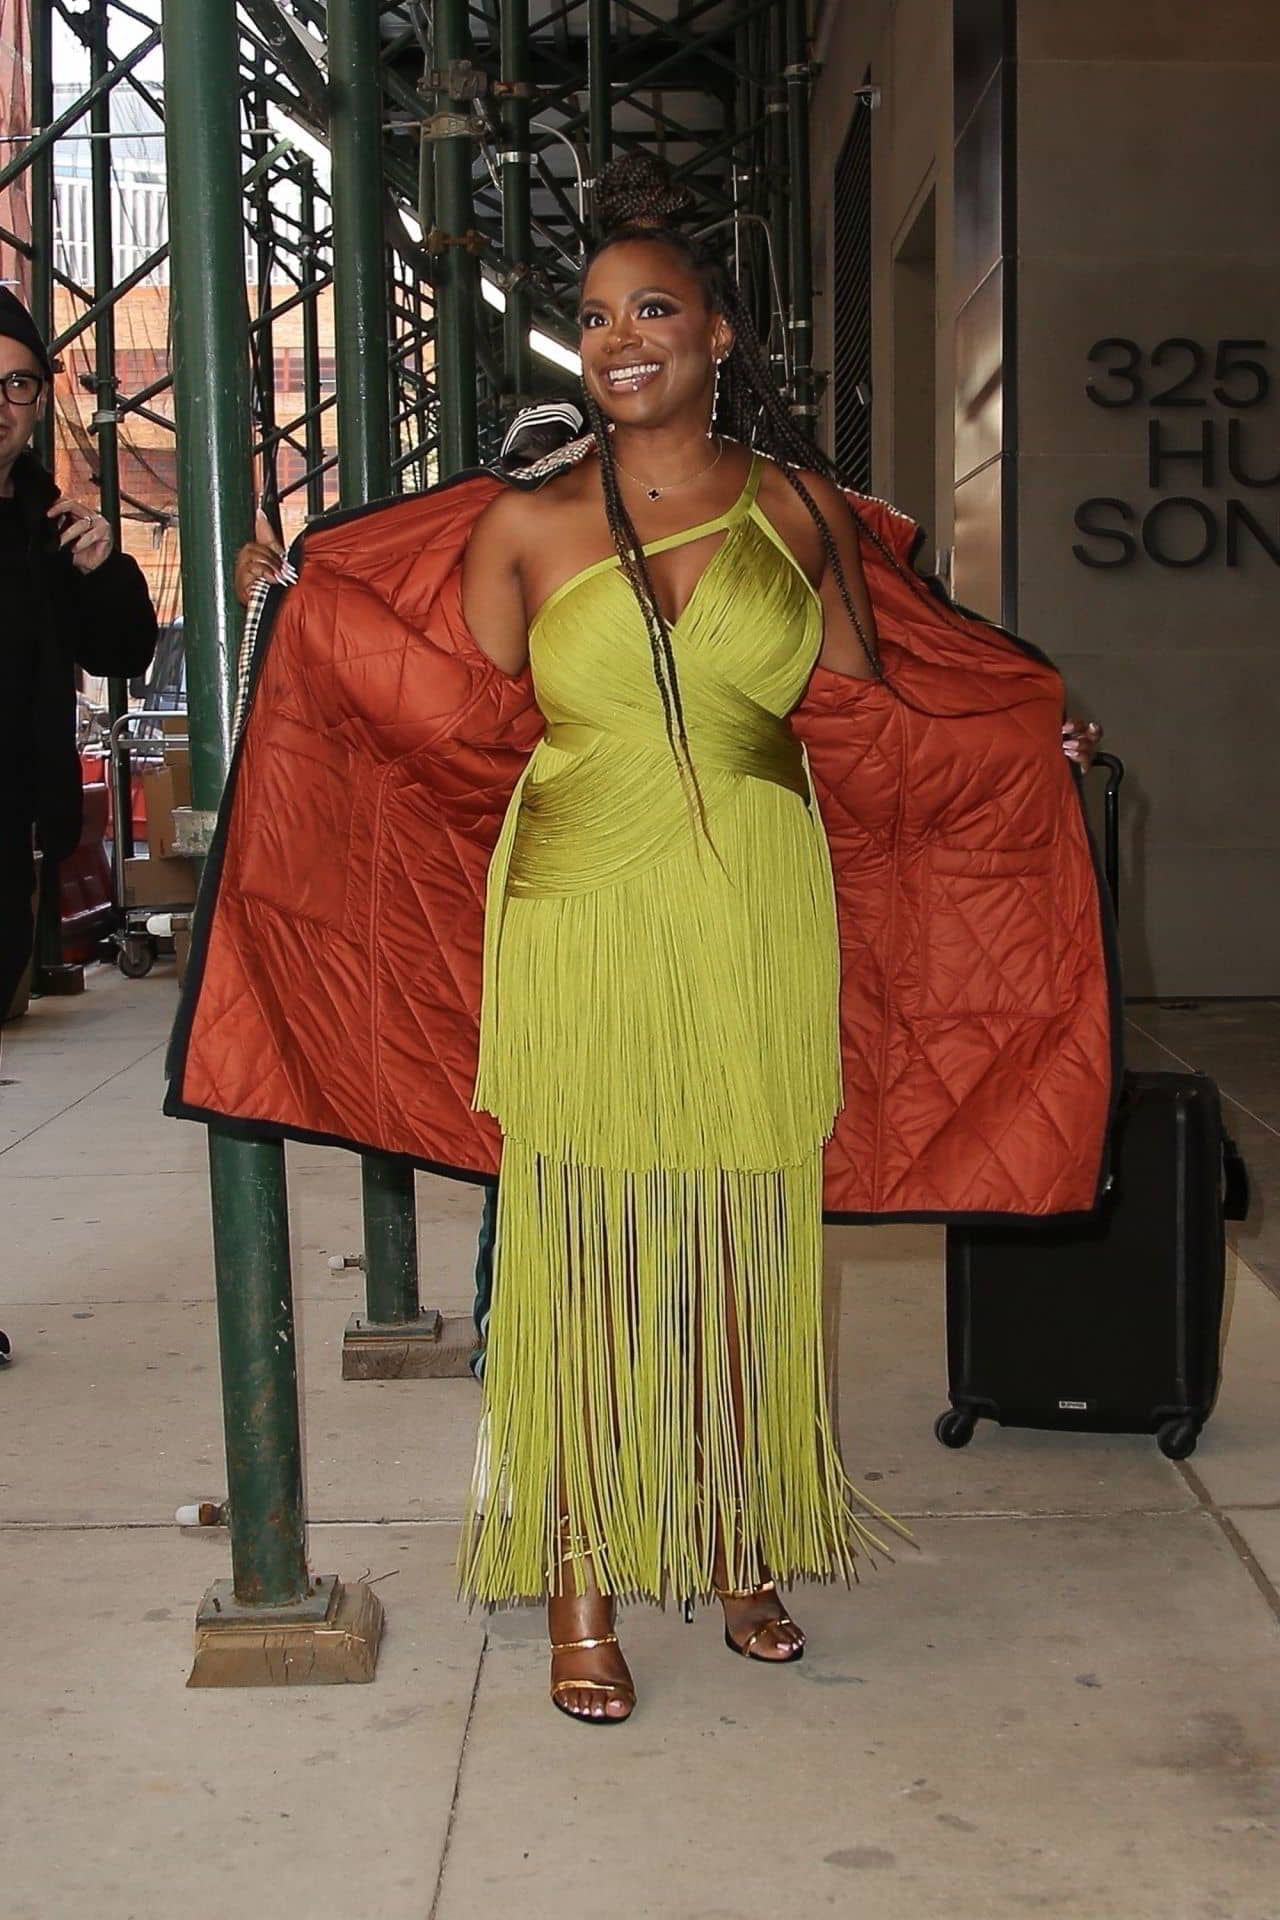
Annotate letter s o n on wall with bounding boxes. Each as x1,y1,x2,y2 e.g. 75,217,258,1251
1073,498,1138,568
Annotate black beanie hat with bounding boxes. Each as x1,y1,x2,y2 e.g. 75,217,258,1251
0,288,54,381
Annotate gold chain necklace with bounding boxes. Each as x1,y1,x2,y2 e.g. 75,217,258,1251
613,436,725,502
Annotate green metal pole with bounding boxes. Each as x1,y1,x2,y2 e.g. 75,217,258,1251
30,1,54,471
299,164,327,517
329,0,392,500
784,0,816,427
433,0,478,474
252,52,279,526
28,3,63,984
162,0,307,1609
500,0,533,405
587,0,612,192
329,0,422,1327
766,3,790,388
90,0,132,882
89,1,120,542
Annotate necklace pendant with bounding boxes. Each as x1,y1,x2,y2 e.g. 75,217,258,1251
647,486,661,501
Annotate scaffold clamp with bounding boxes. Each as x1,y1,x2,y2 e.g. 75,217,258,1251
426,226,488,257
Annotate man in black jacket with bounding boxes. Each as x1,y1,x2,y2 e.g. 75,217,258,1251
0,290,157,1017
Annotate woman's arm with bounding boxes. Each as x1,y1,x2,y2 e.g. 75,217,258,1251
461,489,532,677
802,471,880,681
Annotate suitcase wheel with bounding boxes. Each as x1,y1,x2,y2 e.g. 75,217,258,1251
1156,1417,1201,1461
935,1408,977,1449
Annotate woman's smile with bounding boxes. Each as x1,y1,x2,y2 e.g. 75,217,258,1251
604,360,663,393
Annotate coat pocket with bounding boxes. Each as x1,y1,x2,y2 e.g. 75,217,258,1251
915,844,1061,1018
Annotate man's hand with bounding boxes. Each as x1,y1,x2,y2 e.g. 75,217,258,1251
234,510,286,607
49,498,113,574
1062,717,1102,771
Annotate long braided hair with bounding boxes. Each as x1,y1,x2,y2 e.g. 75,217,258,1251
579,153,887,795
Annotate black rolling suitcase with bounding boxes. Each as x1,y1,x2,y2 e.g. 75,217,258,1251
935,756,1250,1461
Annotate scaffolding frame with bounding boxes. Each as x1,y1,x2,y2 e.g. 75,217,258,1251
3,0,820,1672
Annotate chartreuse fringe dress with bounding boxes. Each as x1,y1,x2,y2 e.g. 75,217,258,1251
461,454,897,1606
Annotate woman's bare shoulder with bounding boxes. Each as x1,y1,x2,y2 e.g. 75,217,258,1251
762,459,857,524
473,461,593,542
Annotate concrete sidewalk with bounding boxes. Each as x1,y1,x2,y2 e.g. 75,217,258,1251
3,967,1278,1920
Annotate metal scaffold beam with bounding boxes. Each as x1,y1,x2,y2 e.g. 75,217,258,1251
500,0,534,404
327,0,440,1376
434,0,480,474
784,0,815,423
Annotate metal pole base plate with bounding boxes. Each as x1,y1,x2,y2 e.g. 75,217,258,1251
188,1576,384,1686
341,1308,474,1380
32,964,85,997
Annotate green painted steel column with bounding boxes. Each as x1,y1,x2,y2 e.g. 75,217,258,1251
433,0,478,474
329,0,422,1326
766,3,790,388
500,0,533,403
90,0,132,883
298,164,327,517
587,0,612,193
89,0,120,543
29,1,54,470
784,0,816,426
162,0,308,1608
251,52,279,523
329,0,392,498
28,3,61,980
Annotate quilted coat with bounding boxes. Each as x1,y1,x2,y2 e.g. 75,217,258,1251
164,468,1120,1220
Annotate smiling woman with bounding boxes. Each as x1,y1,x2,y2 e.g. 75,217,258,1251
456,152,901,1726
197,148,1113,1735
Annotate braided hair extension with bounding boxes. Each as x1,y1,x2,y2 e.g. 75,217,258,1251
578,380,695,789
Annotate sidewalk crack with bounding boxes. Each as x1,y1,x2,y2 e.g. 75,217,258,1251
426,1631,488,1920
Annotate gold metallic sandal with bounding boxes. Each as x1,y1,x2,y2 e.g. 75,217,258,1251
716,1580,806,1664
548,1632,636,1725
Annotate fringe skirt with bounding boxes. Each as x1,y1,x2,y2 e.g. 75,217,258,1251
460,744,898,1605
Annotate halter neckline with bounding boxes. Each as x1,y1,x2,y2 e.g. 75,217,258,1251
530,453,763,633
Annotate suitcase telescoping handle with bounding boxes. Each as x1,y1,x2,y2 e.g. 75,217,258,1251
1090,751,1124,916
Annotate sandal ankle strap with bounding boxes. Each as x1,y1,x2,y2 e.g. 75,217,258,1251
550,1632,619,1654
715,1579,778,1601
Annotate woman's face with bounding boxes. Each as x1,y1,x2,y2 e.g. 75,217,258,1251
578,238,731,431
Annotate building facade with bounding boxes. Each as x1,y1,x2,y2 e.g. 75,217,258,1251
810,0,1280,995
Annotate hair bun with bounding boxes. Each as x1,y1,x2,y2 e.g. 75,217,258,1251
592,152,696,237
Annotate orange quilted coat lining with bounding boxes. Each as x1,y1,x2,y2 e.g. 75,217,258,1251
165,471,1118,1220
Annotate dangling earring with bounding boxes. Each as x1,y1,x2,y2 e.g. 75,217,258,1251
708,356,723,439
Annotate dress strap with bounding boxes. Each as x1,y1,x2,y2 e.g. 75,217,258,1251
639,452,762,560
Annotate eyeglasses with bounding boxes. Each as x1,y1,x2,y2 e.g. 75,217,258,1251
0,371,45,406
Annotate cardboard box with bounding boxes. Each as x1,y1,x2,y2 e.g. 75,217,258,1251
142,766,185,857
123,854,198,909
164,746,192,810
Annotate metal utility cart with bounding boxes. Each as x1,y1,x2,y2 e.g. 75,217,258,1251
107,709,194,979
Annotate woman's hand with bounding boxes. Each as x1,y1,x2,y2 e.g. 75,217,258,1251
234,511,286,606
1062,717,1102,770
49,499,114,574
